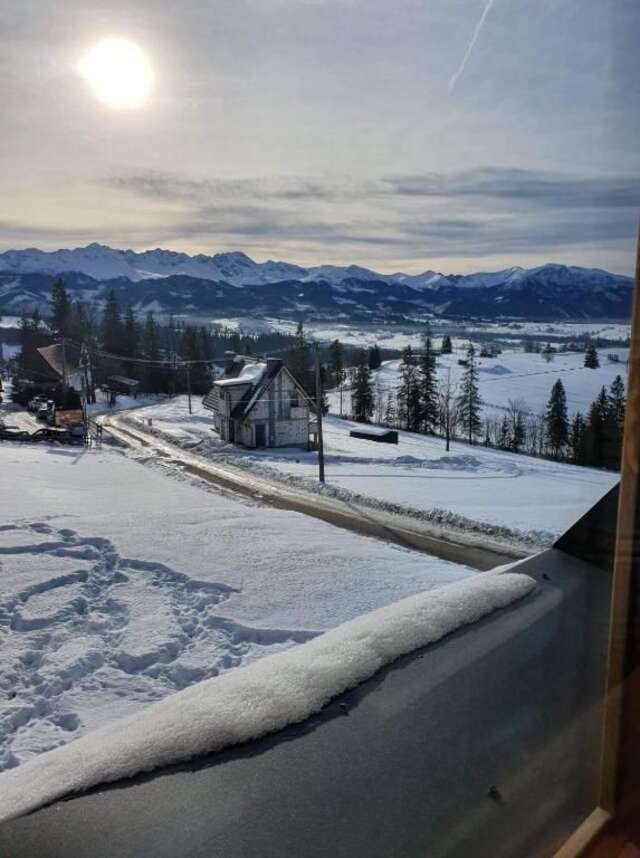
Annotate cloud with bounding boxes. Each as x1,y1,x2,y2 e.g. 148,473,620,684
383,168,640,209
449,0,495,92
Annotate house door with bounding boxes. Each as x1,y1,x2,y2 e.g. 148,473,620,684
228,420,235,443
255,424,266,448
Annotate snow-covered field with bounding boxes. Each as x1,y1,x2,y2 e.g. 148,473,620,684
340,348,630,421
206,317,630,350
0,442,473,770
130,396,617,545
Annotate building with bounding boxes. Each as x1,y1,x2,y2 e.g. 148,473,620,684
203,352,316,449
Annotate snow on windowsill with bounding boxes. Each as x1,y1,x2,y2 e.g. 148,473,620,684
0,569,535,823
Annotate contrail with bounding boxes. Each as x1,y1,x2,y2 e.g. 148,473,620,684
449,0,495,92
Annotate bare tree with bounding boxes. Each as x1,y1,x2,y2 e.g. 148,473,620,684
438,372,459,452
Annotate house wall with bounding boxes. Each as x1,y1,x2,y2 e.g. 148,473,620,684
247,371,310,448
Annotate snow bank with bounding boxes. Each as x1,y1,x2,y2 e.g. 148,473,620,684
0,570,535,823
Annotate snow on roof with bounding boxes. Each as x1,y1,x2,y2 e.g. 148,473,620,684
0,569,535,822
215,362,267,387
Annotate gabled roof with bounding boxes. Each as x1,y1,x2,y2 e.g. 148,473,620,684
230,360,315,422
37,344,81,379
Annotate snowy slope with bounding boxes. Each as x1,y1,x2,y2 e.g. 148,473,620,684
362,347,631,421
0,443,472,770
130,395,617,545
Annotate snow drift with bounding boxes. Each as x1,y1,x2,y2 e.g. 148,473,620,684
0,570,535,823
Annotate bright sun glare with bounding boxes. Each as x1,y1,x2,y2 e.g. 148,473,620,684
77,38,153,110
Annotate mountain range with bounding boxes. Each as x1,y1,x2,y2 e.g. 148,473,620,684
0,243,633,322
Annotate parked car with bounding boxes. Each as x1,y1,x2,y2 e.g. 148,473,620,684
28,395,49,413
36,404,50,421
0,426,31,442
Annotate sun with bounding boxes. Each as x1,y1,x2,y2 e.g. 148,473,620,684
77,38,153,110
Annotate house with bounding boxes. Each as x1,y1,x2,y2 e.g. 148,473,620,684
203,352,316,449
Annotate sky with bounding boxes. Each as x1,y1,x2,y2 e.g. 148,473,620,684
0,0,638,275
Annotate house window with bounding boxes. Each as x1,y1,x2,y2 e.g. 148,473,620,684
290,392,299,409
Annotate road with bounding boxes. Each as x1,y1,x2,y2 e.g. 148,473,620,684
101,414,525,571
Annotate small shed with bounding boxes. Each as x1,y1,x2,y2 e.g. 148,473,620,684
350,427,398,444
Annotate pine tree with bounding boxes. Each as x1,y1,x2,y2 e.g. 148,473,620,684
101,291,123,354
584,344,600,369
609,375,626,431
122,307,140,359
440,334,452,355
286,322,311,394
368,344,382,370
545,379,569,458
51,278,72,338
582,388,610,468
328,339,344,389
456,344,482,444
418,331,438,433
397,345,421,431
352,350,374,422
569,412,587,465
498,416,510,450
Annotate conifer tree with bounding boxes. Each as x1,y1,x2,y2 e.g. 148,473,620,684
286,321,311,393
456,344,482,444
440,334,452,355
569,412,587,464
51,278,72,338
545,379,569,458
328,339,344,388
101,291,123,354
368,344,382,370
418,331,438,433
397,345,421,431
584,343,600,369
609,375,626,431
352,350,374,422
498,416,510,450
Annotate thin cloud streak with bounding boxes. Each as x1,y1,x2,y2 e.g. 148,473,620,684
449,0,495,92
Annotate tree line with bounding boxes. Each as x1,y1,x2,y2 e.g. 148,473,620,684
340,331,626,471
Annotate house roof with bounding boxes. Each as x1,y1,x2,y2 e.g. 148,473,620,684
215,363,267,388
230,360,315,422
37,344,81,379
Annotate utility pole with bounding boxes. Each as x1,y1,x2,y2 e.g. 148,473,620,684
315,346,325,484
185,361,192,415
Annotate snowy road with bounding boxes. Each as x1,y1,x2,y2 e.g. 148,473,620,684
102,414,522,568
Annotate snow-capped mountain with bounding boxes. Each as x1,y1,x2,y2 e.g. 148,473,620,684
0,244,633,322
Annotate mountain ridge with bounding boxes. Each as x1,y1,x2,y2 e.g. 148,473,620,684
0,243,632,292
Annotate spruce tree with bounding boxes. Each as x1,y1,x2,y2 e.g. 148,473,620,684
368,344,382,370
101,291,123,354
440,335,452,355
456,344,482,444
51,278,72,338
544,379,569,458
498,416,510,450
584,344,600,369
397,345,421,431
418,331,438,433
352,350,374,422
328,339,344,388
286,322,311,394
569,413,587,464
609,375,626,431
